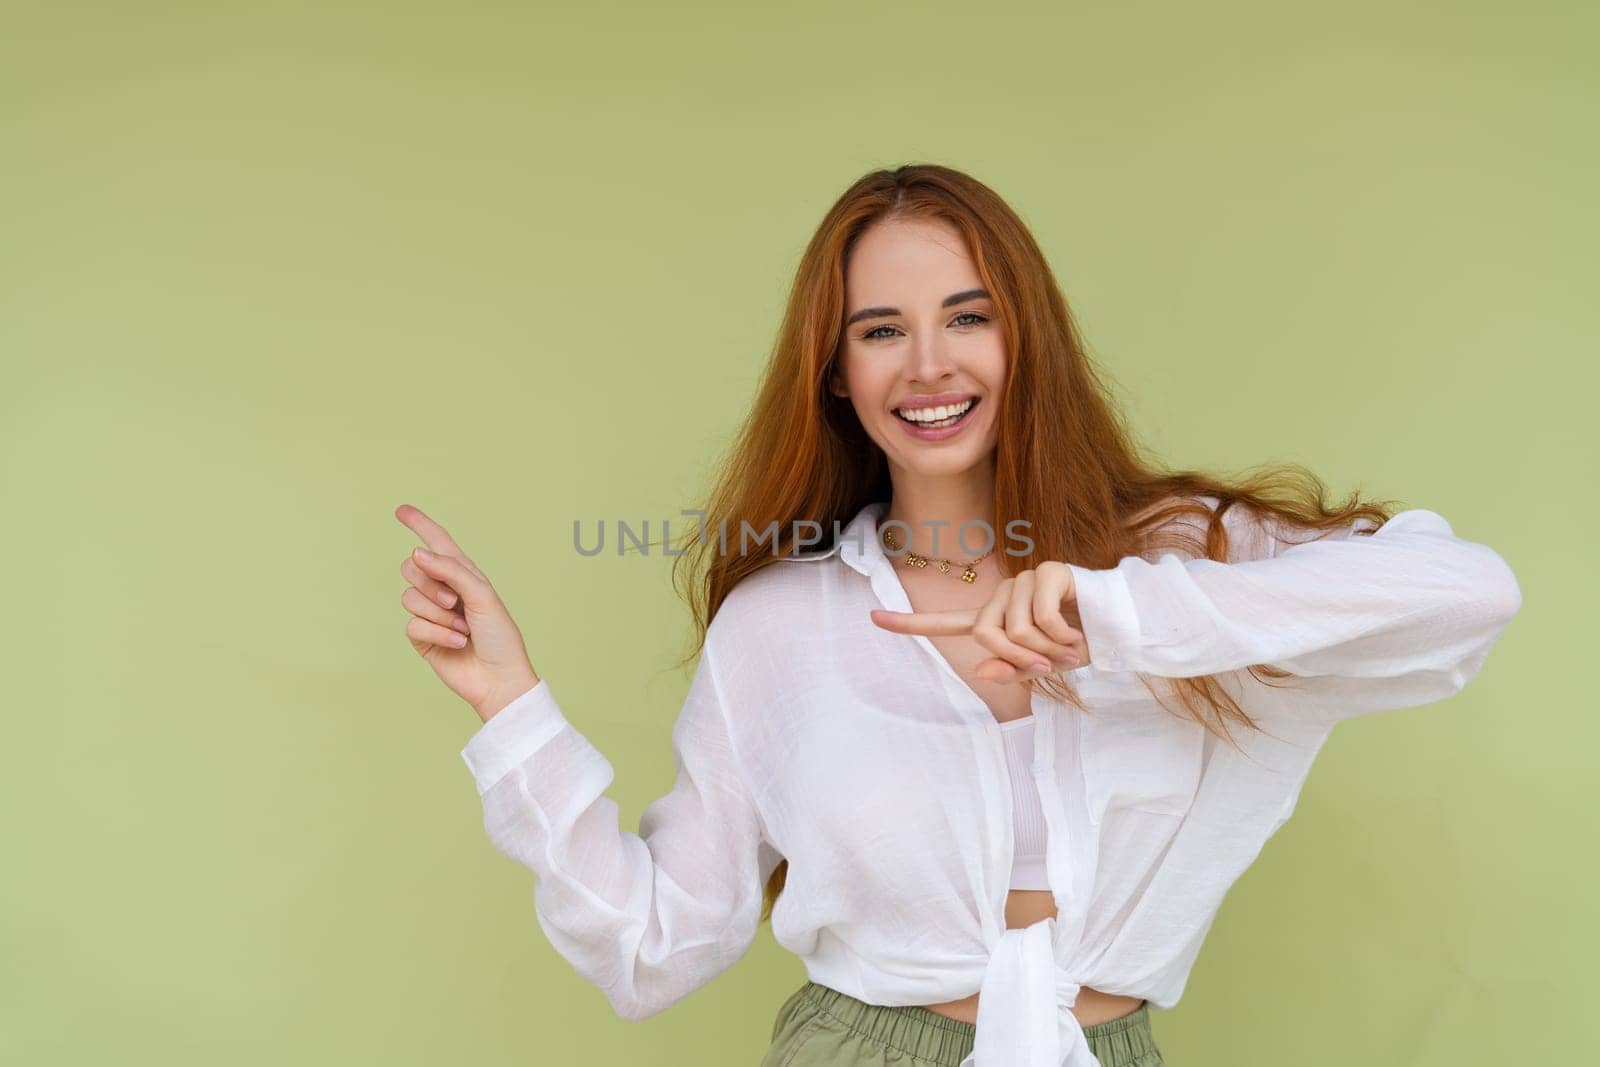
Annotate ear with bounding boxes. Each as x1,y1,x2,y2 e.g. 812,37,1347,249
827,367,848,398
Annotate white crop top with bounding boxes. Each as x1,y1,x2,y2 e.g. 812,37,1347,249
998,715,1051,890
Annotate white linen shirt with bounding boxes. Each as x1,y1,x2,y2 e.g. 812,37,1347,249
459,497,1522,1066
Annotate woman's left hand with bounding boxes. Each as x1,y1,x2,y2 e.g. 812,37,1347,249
869,562,1091,684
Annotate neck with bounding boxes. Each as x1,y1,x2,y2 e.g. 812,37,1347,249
882,468,997,562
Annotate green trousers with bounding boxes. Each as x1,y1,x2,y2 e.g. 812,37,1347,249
762,980,1165,1067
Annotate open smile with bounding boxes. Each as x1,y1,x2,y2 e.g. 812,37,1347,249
892,396,980,440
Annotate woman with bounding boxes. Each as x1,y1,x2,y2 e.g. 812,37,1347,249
394,165,1522,1067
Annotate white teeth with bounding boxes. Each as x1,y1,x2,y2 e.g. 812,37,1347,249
896,398,975,423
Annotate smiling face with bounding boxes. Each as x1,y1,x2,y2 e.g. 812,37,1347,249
829,215,1008,483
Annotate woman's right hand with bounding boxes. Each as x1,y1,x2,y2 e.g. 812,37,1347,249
394,504,540,723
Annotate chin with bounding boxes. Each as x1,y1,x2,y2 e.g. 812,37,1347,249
890,446,995,478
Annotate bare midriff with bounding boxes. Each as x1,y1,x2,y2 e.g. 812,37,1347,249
918,889,1146,1026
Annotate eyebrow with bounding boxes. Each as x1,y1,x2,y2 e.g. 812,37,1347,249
844,288,991,328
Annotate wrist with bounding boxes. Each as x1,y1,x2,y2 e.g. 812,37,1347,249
474,669,541,725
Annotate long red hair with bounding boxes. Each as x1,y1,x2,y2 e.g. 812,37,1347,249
663,163,1397,924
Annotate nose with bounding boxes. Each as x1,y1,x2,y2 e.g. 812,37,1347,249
906,330,959,385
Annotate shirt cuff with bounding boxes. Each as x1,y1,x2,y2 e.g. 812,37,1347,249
459,678,570,796
1066,563,1142,673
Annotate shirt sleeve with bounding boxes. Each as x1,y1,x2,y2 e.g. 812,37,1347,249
457,633,780,1021
1066,506,1523,721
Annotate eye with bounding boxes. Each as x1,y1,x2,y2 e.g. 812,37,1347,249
859,312,990,341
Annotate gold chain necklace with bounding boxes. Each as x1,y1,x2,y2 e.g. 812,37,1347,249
880,525,992,583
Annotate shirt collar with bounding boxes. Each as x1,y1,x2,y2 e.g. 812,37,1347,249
835,499,889,578
777,499,888,577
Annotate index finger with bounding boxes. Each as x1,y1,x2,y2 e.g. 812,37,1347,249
394,503,468,557
870,608,977,637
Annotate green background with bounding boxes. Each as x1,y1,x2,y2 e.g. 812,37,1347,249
3,3,1591,1064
